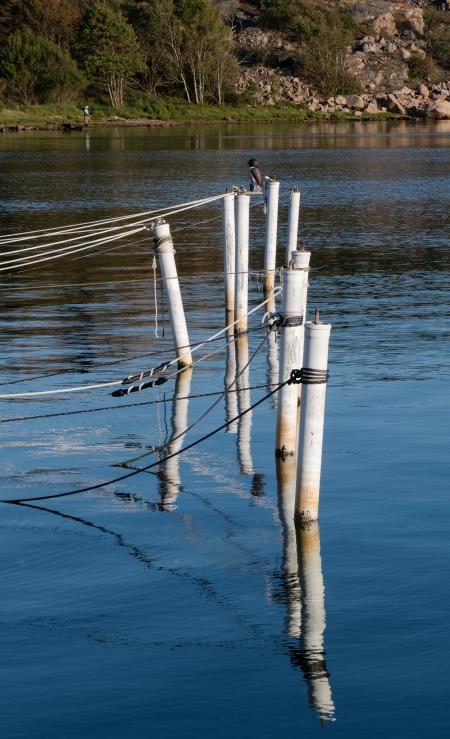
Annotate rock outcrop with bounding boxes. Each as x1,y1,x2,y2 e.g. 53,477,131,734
234,1,450,118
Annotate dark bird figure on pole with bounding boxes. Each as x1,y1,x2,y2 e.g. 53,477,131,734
248,158,263,193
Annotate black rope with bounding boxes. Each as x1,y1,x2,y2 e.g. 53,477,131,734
0,370,302,506
300,368,329,385
278,315,303,328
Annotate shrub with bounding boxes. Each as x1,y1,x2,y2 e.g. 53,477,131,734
424,9,450,71
0,30,84,103
408,53,443,84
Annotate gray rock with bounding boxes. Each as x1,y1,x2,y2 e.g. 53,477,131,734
426,99,450,119
365,101,380,114
346,94,365,110
416,83,429,99
373,12,397,39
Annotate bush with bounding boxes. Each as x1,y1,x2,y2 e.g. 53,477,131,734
424,9,450,71
408,53,443,84
261,0,361,96
0,30,84,103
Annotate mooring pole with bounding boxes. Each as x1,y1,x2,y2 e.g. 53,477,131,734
291,249,311,322
235,192,250,335
223,191,235,320
275,262,306,457
295,313,331,523
285,188,301,267
295,521,335,722
264,178,280,294
151,220,192,368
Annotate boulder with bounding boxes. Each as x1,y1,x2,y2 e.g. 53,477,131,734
335,95,347,106
386,93,406,115
428,98,450,118
416,83,429,99
365,101,380,114
346,94,365,110
396,9,424,38
373,12,397,39
426,99,450,119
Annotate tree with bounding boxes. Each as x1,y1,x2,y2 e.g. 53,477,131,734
0,30,85,103
73,1,144,107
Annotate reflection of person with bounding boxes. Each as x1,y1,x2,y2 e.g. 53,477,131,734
248,158,263,192
83,105,90,127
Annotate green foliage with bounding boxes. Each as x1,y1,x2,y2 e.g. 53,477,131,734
73,1,144,107
0,30,84,103
408,53,443,84
424,9,450,71
260,0,361,96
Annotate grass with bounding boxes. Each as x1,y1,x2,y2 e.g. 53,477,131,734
0,99,397,127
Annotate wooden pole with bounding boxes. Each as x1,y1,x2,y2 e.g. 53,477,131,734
295,315,331,523
152,220,192,369
223,191,235,320
264,178,280,293
285,188,301,267
235,192,250,335
275,265,305,456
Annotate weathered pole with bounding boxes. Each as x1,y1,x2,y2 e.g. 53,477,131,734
264,178,280,294
295,313,331,523
223,191,235,320
275,261,306,457
291,248,311,321
235,192,250,335
152,220,192,368
285,188,301,267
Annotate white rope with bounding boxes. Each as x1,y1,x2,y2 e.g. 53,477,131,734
0,194,227,245
0,289,281,399
0,195,227,266
0,227,145,272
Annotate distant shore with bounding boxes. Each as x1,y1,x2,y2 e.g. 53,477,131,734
0,102,398,131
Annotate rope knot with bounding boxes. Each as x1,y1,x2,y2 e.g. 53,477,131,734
288,369,303,385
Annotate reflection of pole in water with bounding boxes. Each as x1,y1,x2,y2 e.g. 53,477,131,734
264,288,279,408
235,334,253,475
276,456,301,637
225,326,238,434
158,368,193,510
294,521,335,723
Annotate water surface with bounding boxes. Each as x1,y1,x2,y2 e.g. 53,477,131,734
0,120,449,738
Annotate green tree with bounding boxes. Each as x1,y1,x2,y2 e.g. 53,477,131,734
0,29,85,103
73,1,144,107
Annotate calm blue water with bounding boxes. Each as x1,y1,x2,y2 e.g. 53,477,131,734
0,120,449,738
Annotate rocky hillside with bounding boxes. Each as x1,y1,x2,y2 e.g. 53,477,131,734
233,1,450,118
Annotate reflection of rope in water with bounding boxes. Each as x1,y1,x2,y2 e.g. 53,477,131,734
0,371,301,505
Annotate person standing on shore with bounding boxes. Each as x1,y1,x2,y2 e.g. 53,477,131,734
83,105,90,127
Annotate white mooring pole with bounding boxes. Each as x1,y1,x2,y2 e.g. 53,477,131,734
223,191,235,320
152,220,192,369
275,263,306,457
264,178,280,293
235,192,250,335
285,188,301,267
291,249,311,322
295,315,331,523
